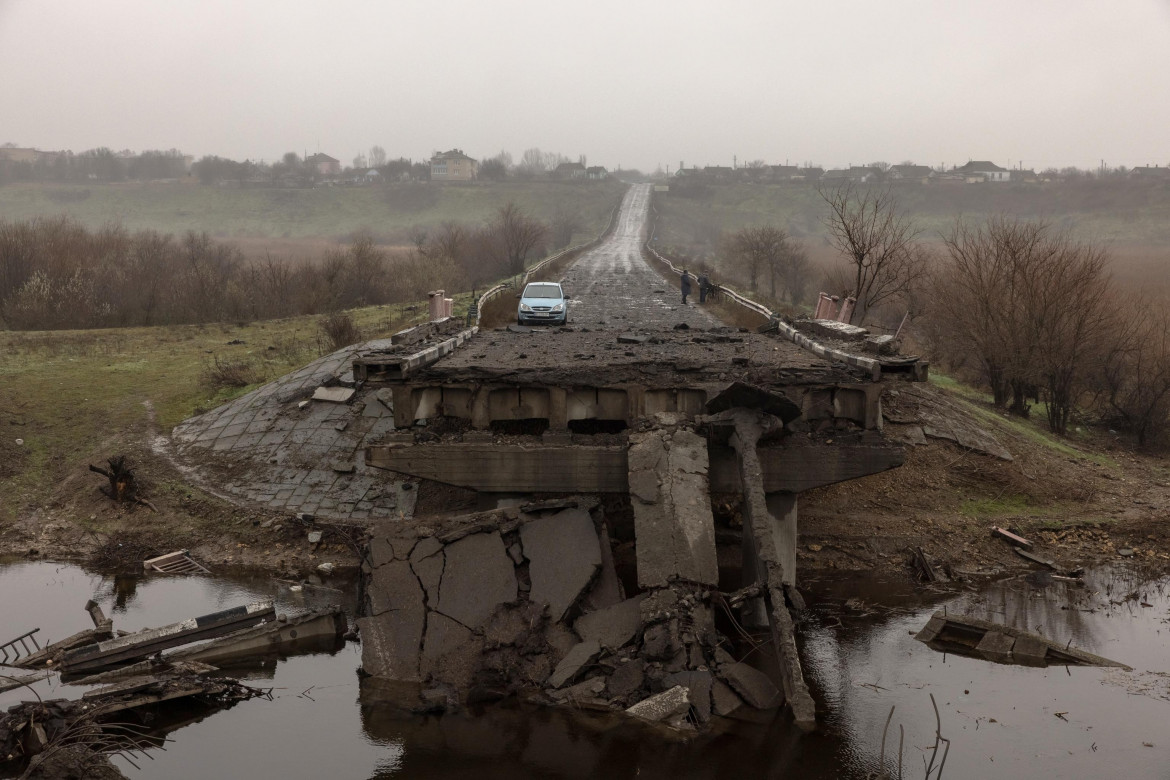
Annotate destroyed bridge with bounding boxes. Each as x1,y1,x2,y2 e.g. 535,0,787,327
172,183,928,731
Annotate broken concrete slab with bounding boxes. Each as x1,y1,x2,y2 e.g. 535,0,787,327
169,608,346,666
424,612,474,661
547,640,600,689
704,382,802,424
625,684,691,724
361,562,426,681
915,610,1130,669
629,429,718,589
574,595,646,652
434,531,517,629
549,676,606,703
582,521,624,611
719,662,782,710
410,536,443,563
710,679,744,717
606,659,645,699
975,630,1015,663
617,333,649,344
60,601,276,674
312,386,356,403
665,670,713,722
411,551,444,604
520,508,602,622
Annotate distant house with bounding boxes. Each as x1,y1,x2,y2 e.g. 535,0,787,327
795,167,823,182
767,165,802,180
555,162,587,179
1011,169,1038,183
306,153,341,177
0,147,60,164
888,164,933,183
702,165,734,182
431,149,478,181
822,166,881,184
586,166,607,180
1129,165,1170,180
954,160,1009,182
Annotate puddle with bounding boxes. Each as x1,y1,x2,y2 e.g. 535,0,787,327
2,559,1167,778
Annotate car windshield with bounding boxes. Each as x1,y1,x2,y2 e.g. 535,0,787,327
523,284,562,299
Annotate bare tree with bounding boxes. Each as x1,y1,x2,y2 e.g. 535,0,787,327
369,145,387,167
819,181,923,323
550,204,582,250
934,215,1117,434
726,226,787,296
1103,302,1170,446
489,203,547,276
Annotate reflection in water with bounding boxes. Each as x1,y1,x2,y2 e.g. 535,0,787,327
112,573,138,611
359,691,843,780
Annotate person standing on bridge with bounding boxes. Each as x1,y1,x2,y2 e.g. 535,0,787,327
681,269,693,305
698,269,710,304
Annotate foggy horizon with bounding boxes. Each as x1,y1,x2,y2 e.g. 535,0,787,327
2,0,1170,172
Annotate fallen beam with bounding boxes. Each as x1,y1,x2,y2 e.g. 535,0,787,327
167,608,346,667
60,601,275,674
719,408,817,730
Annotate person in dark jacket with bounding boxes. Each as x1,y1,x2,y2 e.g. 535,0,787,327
681,270,693,304
698,270,710,303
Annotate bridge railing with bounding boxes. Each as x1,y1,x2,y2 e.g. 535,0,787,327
643,240,883,380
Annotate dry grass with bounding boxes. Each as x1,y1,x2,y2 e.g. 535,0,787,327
318,312,363,351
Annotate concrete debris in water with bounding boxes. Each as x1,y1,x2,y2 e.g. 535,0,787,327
916,611,1131,669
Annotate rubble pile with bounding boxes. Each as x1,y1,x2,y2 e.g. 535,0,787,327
359,498,783,731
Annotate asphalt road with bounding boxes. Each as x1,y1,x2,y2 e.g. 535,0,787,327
557,182,716,331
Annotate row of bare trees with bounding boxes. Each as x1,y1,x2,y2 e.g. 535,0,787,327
716,182,1170,446
0,204,550,330
723,226,811,305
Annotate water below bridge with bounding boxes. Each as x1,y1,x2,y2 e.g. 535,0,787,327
2,558,1166,779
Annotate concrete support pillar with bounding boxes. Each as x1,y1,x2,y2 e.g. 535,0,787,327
764,493,798,587
547,387,568,431
470,386,491,430
392,385,414,429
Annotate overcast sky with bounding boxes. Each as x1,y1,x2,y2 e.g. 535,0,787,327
2,0,1169,172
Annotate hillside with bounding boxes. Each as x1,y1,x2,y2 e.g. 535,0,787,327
0,179,626,247
655,180,1170,247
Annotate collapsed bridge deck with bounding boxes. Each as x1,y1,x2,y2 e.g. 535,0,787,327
172,182,920,731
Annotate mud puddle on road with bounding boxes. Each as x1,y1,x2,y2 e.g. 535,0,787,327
2,559,1167,779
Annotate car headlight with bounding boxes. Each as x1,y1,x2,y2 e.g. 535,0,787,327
519,303,532,312
552,303,564,312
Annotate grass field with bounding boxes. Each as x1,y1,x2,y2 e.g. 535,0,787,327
0,179,626,249
0,299,446,524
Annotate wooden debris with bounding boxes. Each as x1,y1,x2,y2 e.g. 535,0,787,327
910,546,947,583
144,550,210,574
991,526,1033,550
88,455,157,511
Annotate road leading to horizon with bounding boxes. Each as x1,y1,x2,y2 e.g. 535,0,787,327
556,183,716,331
